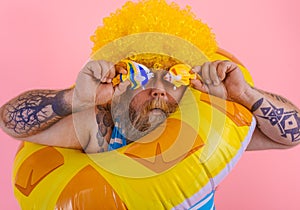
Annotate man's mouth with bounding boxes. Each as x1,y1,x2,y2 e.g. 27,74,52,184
149,108,167,116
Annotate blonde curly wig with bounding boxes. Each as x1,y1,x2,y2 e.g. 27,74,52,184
90,0,218,67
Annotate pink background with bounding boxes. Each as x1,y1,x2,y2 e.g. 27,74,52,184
0,0,299,209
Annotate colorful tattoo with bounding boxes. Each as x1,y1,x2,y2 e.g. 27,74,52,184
2,89,71,137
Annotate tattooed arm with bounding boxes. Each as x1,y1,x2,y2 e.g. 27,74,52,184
10,104,113,152
236,88,300,150
0,87,118,153
0,60,127,150
191,60,300,150
0,88,73,138
0,87,95,149
0,90,115,152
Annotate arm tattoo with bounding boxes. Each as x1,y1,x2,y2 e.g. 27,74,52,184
2,89,72,137
95,104,114,152
251,98,264,112
254,98,300,142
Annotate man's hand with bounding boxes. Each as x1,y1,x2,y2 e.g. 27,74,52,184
73,60,128,110
191,60,300,148
191,60,251,102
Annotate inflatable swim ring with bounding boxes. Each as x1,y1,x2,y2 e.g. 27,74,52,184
13,49,255,209
12,1,256,209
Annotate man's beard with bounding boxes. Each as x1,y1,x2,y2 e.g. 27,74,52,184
112,94,179,142
129,97,178,132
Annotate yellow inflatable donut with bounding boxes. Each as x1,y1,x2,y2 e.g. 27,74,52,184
12,1,256,209
13,49,255,210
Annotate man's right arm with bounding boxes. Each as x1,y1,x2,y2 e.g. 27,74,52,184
0,87,114,152
0,60,127,152
0,88,73,138
0,60,122,139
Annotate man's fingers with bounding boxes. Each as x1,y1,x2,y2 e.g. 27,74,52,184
209,62,220,86
117,67,127,75
115,62,128,75
217,60,237,74
103,62,128,83
194,60,236,86
83,60,113,82
84,60,102,80
191,65,201,74
191,65,202,81
214,61,229,81
95,83,114,105
104,66,116,83
193,62,218,85
190,79,209,93
100,61,114,83
114,80,131,97
201,62,211,85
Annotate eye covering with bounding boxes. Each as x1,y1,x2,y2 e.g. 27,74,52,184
165,64,197,88
113,60,198,89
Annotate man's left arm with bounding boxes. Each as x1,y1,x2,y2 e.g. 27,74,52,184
237,87,300,149
191,60,300,150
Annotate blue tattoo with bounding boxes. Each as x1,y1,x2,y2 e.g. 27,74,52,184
258,100,300,142
3,90,71,137
251,98,263,112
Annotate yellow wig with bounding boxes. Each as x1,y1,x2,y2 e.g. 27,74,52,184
90,0,218,66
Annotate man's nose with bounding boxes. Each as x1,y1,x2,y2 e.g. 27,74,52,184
150,88,167,99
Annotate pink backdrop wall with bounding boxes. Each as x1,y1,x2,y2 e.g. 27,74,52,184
0,0,299,209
